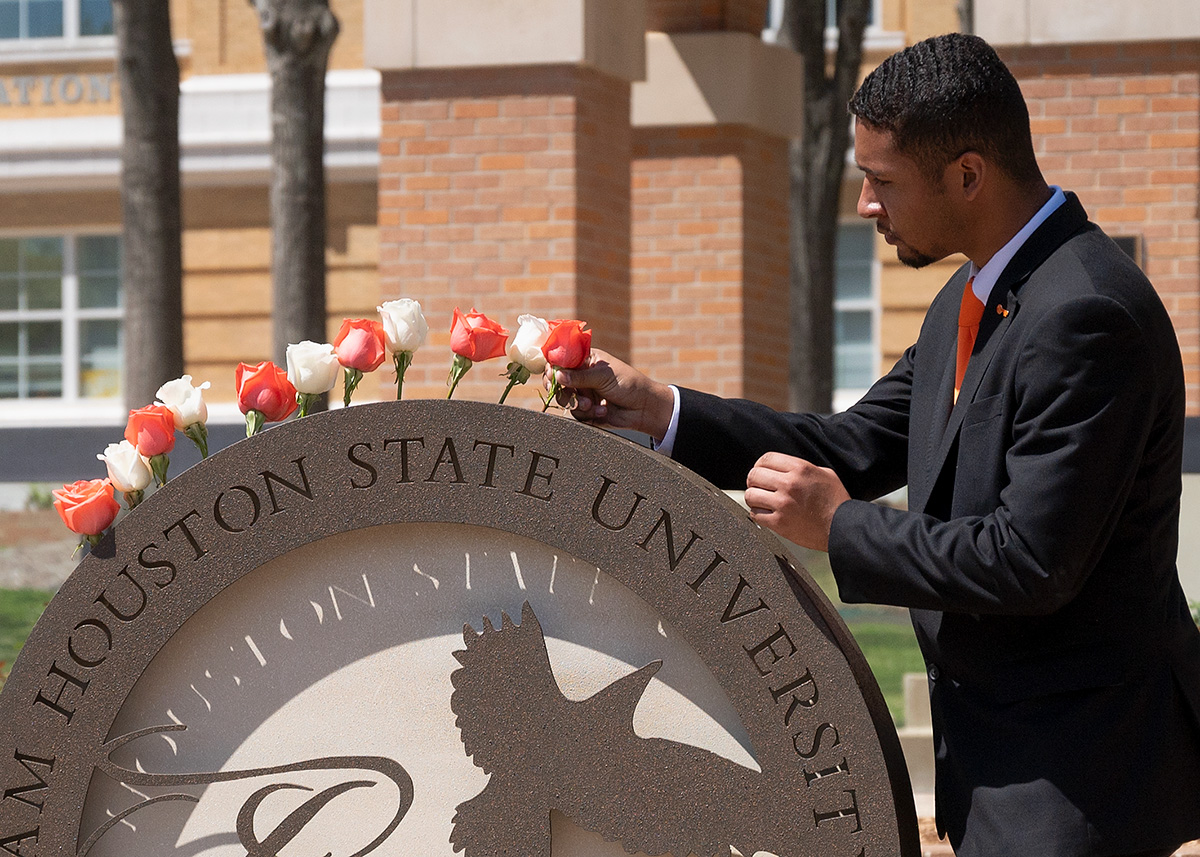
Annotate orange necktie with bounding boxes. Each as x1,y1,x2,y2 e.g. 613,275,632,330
954,276,985,402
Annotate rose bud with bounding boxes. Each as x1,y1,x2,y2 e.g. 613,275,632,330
53,478,120,544
98,440,152,494
333,318,387,373
447,308,509,399
450,308,509,362
508,314,550,374
124,404,176,458
156,375,211,458
286,340,341,417
333,319,387,407
155,375,210,429
124,403,177,484
236,360,298,436
542,319,592,370
499,314,549,405
540,319,592,412
378,298,429,355
377,299,429,401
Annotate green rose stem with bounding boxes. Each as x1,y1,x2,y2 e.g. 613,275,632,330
394,351,414,400
342,367,364,407
184,421,209,458
124,489,144,510
542,367,564,412
296,392,321,418
245,409,265,438
148,453,170,487
499,362,530,405
446,353,472,399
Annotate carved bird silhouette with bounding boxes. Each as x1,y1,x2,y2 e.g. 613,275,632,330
448,601,815,857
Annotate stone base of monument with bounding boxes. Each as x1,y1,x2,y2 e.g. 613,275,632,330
0,401,921,857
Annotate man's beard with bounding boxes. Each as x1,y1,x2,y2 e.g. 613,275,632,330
897,246,939,269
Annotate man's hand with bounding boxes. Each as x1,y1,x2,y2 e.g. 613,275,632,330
548,349,675,441
745,452,850,552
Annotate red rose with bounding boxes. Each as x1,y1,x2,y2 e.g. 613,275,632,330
236,361,298,422
53,478,120,537
449,308,509,362
542,319,592,369
333,318,387,372
124,404,176,457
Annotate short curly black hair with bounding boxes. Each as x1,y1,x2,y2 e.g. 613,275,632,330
849,33,1043,186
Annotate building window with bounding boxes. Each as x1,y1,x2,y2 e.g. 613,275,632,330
0,0,112,41
0,234,122,402
833,221,878,405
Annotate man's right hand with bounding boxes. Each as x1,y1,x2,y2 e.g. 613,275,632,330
548,349,675,441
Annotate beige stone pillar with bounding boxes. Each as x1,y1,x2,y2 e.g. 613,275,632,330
631,22,801,408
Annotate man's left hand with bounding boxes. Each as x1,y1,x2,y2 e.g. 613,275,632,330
745,453,850,552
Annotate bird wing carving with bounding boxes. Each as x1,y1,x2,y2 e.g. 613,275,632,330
449,602,813,857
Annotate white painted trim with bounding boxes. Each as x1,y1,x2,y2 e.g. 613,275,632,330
0,70,381,193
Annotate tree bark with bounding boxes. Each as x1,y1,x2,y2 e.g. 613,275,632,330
113,0,183,410
249,0,339,366
777,0,870,414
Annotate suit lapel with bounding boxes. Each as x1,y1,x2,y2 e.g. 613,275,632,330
916,192,1091,513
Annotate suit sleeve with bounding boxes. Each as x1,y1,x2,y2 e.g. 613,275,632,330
830,295,1163,615
671,346,915,501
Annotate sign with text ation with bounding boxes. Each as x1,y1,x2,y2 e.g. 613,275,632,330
0,401,918,856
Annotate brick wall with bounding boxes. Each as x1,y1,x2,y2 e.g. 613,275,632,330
377,65,631,407
1003,40,1200,414
631,125,789,406
181,182,379,399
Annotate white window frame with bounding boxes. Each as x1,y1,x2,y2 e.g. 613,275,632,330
0,227,125,427
0,0,115,63
832,218,881,413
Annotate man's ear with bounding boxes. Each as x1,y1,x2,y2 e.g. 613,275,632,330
957,151,986,202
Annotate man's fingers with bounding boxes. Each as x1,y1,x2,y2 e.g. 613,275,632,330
753,451,808,474
744,485,783,514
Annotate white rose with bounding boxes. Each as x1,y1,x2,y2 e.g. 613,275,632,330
98,440,152,493
286,341,341,394
377,298,429,354
507,314,549,373
155,375,210,428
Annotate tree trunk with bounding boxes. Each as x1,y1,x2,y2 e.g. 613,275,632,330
249,0,339,367
113,0,183,410
777,0,870,414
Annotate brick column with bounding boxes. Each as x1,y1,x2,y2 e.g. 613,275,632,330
631,27,800,408
366,0,643,404
1003,41,1200,414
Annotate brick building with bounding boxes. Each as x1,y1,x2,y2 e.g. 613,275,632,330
1,0,1197,585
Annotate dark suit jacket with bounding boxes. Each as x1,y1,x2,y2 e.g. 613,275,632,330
672,194,1200,856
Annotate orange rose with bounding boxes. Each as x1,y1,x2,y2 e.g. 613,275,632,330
333,318,387,372
53,478,120,538
124,404,176,457
236,361,298,423
449,308,509,362
542,319,592,370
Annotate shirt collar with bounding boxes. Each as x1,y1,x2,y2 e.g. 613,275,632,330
968,185,1065,303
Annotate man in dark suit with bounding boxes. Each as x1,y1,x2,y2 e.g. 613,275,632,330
553,33,1200,857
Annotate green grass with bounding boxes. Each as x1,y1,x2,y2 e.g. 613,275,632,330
0,588,55,692
787,545,925,726
848,621,926,726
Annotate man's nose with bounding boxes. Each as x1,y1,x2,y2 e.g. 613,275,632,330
857,179,883,219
